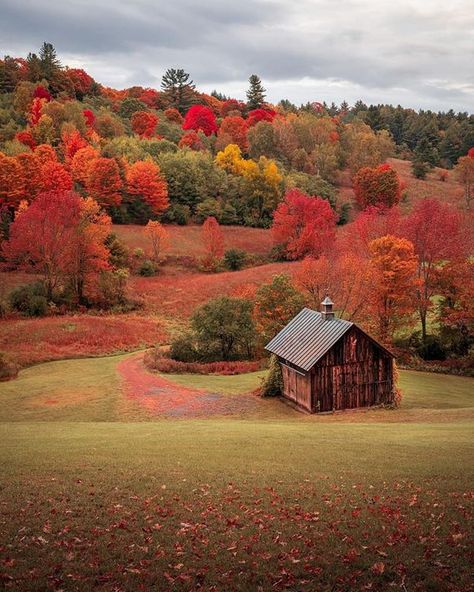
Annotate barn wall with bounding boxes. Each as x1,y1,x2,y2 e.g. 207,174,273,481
280,363,312,412
311,326,394,412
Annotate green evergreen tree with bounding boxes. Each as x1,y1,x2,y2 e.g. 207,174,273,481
39,42,62,81
26,53,43,83
161,68,196,114
246,74,266,110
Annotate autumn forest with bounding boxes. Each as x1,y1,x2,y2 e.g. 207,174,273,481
0,37,473,592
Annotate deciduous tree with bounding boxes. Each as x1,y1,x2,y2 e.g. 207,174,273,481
247,108,275,127
402,198,465,342
39,161,73,193
182,105,218,137
368,235,418,343
144,220,170,262
71,145,99,185
0,152,24,209
86,157,122,208
353,163,401,209
16,152,41,202
254,274,304,342
131,110,159,138
454,149,474,209
2,190,82,299
272,188,337,259
67,197,111,303
293,253,371,321
61,129,88,163
126,160,169,214
191,296,256,361
216,116,249,152
202,216,224,270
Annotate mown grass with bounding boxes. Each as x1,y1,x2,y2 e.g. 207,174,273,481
0,356,473,590
0,420,472,591
1,355,473,422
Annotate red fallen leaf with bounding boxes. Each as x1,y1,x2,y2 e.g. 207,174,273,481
2,558,15,567
371,561,385,575
343,548,360,563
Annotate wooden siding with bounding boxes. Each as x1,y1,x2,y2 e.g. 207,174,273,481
279,325,394,413
281,363,312,412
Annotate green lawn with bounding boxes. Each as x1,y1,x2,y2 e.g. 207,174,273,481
0,356,473,590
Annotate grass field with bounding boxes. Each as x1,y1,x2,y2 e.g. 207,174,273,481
113,223,274,257
0,355,473,590
0,315,167,367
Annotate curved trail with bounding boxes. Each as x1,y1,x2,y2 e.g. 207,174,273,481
117,353,260,417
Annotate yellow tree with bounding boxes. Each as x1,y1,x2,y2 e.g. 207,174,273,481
214,143,247,175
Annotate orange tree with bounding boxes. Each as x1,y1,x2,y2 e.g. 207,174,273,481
353,163,401,209
368,235,418,343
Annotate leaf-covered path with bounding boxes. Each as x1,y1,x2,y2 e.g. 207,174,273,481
117,353,261,417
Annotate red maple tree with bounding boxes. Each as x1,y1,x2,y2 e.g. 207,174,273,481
402,198,465,341
272,189,337,259
182,105,218,136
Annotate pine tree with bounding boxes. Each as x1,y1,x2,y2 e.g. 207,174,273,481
161,68,196,114
246,74,266,110
39,42,62,81
26,53,43,82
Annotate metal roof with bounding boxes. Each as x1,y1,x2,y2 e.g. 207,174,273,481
264,308,353,372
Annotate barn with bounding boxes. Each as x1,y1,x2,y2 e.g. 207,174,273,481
265,298,395,413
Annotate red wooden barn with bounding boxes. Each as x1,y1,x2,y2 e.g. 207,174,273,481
265,298,395,413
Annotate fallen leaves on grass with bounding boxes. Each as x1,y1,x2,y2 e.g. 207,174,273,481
0,480,471,591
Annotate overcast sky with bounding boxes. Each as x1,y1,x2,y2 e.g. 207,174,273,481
1,0,473,112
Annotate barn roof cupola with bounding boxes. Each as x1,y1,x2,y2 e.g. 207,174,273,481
321,296,335,321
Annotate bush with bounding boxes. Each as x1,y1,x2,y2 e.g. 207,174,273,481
0,352,18,382
224,249,247,271
162,203,190,225
97,269,129,307
169,333,199,363
145,350,262,375
408,332,447,361
105,233,129,268
139,259,156,276
337,202,351,226
412,159,429,179
9,282,48,317
195,199,221,224
192,296,256,361
261,354,283,396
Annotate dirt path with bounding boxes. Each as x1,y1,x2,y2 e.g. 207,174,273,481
117,353,260,418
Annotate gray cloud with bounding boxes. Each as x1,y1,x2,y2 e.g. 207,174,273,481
0,0,472,111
